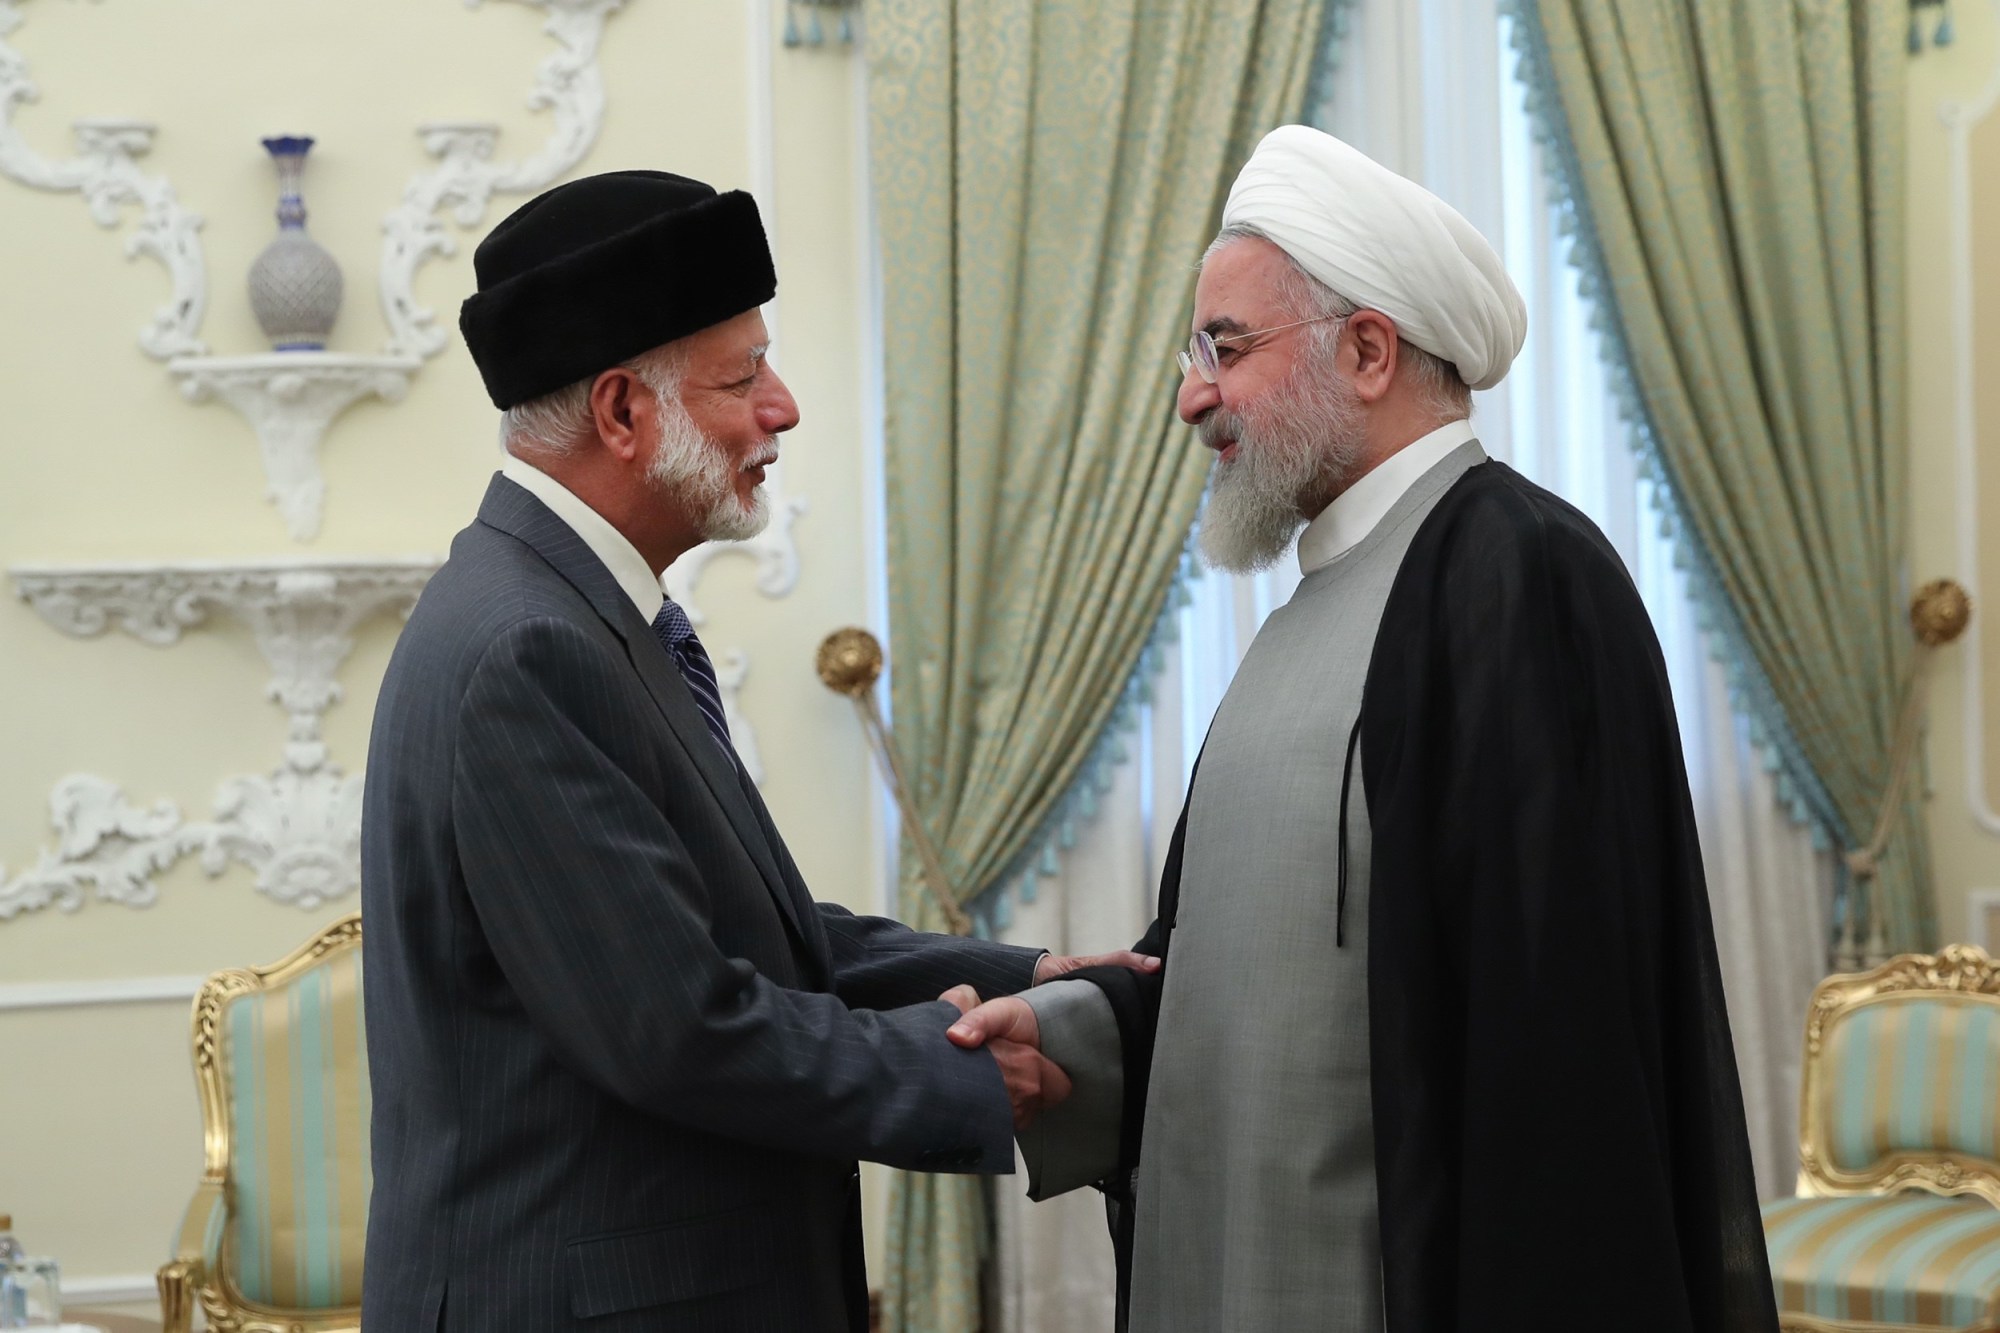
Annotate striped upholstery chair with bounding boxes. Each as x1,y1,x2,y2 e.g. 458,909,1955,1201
1765,945,2000,1331
157,915,369,1333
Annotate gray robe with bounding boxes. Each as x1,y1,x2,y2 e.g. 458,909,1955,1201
1023,440,1485,1332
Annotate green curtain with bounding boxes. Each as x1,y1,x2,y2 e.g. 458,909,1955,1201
865,0,1327,1326
1509,0,1934,950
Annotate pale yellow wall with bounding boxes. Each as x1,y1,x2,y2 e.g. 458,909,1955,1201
0,0,888,1300
1908,1,2000,944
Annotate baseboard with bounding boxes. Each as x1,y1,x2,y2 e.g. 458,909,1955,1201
61,1272,158,1306
0,975,204,1013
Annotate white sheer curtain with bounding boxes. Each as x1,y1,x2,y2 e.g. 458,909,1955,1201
989,1,1833,1325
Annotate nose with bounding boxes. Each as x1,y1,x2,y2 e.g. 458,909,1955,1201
1177,368,1218,425
759,366,801,435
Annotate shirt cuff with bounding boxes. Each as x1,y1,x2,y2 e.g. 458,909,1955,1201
1017,979,1124,1199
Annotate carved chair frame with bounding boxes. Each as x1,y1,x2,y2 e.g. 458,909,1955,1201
1798,944,2000,1208
157,913,364,1333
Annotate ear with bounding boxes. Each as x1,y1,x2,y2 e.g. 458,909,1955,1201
588,366,653,465
1344,309,1401,404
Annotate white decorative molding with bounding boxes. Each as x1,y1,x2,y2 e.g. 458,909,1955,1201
167,354,421,540
0,973,203,1012
3,558,440,919
1969,887,2000,953
53,1274,160,1307
663,482,807,625
2,0,628,541
0,0,206,359
378,0,628,361
47,1274,159,1306
1941,0,2000,837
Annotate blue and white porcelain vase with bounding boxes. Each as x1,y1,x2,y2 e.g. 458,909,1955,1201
248,136,343,352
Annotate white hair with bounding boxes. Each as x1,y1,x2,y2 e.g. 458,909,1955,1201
497,344,691,458
1204,224,1473,421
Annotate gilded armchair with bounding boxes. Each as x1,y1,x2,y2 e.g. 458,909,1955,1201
1764,945,2000,1332
157,914,369,1333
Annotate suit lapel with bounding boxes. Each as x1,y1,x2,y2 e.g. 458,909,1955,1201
619,612,816,952
475,476,815,955
732,764,831,984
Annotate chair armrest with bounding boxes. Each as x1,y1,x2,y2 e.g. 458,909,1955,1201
158,1178,225,1333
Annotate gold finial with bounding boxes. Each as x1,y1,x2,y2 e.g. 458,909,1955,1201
816,627,884,698
1911,579,1972,647
813,626,972,934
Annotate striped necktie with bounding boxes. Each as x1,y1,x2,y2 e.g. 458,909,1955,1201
651,598,736,762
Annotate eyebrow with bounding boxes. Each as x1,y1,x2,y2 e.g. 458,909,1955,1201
747,342,770,368
1200,316,1249,339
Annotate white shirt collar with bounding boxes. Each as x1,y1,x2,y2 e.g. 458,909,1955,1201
499,455,665,622
1296,418,1484,575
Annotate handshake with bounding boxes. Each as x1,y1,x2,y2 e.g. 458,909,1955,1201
938,949,1160,1129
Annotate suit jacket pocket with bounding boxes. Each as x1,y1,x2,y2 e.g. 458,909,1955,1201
565,1202,779,1319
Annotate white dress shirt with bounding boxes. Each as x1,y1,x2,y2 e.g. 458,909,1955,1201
500,455,665,622
1294,417,1484,575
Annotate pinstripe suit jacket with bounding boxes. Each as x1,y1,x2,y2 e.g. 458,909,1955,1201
360,476,1039,1332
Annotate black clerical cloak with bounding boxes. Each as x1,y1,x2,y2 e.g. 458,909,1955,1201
1070,461,1779,1332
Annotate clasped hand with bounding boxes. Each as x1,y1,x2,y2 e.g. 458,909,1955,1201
939,948,1158,1129
939,985,1066,1129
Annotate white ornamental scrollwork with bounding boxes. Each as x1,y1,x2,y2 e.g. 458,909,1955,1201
2,559,439,919
664,473,807,625
2,0,633,542
379,0,628,361
0,2,205,359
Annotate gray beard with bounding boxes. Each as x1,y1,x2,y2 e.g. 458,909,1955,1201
641,373,773,545
1196,359,1366,574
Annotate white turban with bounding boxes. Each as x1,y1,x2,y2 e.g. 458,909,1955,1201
1220,125,1527,392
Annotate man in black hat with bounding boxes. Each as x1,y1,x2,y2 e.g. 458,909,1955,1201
359,171,1147,1332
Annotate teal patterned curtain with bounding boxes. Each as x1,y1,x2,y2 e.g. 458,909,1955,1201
1503,0,1934,952
865,0,1331,1325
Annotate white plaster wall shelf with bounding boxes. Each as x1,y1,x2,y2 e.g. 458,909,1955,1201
166,353,421,541
2,557,440,920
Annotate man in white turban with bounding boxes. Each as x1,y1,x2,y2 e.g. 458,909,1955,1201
945,127,1777,1332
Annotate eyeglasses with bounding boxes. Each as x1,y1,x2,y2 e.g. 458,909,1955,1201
1175,314,1347,384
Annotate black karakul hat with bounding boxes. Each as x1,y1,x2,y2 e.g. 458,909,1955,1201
459,170,777,409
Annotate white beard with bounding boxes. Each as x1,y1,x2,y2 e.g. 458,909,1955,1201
1196,356,1366,574
643,379,774,545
